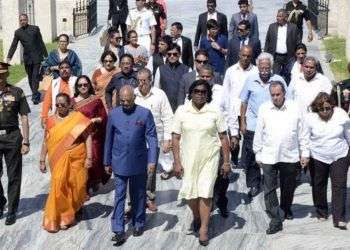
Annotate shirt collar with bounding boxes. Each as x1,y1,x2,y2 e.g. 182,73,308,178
185,100,210,114
299,72,320,82
235,63,254,72
269,100,288,111
135,87,154,98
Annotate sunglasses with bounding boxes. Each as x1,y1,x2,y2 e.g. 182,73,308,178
167,52,179,57
193,89,207,95
318,107,332,112
195,59,208,64
55,103,68,108
77,83,89,88
238,28,246,32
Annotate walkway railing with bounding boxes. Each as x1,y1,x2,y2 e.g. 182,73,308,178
73,0,97,37
308,0,329,37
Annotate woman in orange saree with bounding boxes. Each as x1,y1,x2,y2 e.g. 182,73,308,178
91,50,120,109
39,93,92,233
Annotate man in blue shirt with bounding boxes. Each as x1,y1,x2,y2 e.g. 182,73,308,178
199,19,228,76
239,52,286,198
104,85,158,246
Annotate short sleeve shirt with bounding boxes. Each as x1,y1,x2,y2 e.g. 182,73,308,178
126,8,157,36
285,1,310,30
0,85,31,128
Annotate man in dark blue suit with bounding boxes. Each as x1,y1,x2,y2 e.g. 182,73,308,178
104,85,158,246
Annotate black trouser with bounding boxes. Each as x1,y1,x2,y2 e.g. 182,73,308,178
112,20,127,45
262,162,297,226
273,53,289,76
241,130,261,189
0,129,23,214
296,28,303,44
214,152,229,210
146,148,159,201
309,151,350,223
24,63,41,101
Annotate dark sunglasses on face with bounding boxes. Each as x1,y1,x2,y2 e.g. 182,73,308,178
193,89,207,95
55,103,68,108
167,52,179,57
238,28,246,32
195,59,208,64
77,83,89,88
318,107,332,112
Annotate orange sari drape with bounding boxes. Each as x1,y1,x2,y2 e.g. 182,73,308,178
43,111,91,232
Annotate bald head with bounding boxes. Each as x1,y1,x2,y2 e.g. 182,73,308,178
119,85,135,111
239,45,253,69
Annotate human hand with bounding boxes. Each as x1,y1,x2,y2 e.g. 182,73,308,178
211,42,221,50
307,32,313,42
105,165,112,174
39,160,47,173
162,140,172,153
91,117,102,123
148,164,156,173
221,162,231,178
230,136,239,149
300,157,309,168
174,162,183,178
21,144,30,155
240,121,247,135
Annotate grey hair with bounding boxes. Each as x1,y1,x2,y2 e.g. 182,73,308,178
303,56,318,66
256,52,274,67
269,81,286,94
199,64,214,76
137,67,153,81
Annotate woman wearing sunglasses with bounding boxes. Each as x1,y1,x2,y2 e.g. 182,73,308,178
39,93,92,233
172,80,231,246
306,92,350,230
73,75,110,195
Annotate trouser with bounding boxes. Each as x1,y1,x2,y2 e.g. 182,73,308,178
24,63,41,101
309,151,350,223
230,116,241,166
138,35,152,55
296,28,303,44
273,53,289,76
0,129,23,214
262,162,297,226
214,152,229,210
146,148,159,201
241,130,261,188
112,20,127,45
111,173,147,233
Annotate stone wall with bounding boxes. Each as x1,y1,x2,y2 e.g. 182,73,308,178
328,0,350,61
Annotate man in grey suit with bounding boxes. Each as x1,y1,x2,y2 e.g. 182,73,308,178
228,0,259,40
177,50,221,105
264,9,298,75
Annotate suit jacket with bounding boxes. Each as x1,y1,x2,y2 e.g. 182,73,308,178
228,12,259,40
7,25,47,65
181,36,194,69
177,70,222,105
103,105,158,176
194,11,228,47
226,36,261,68
264,22,298,58
108,0,128,24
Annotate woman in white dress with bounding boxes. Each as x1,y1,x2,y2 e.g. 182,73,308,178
172,79,231,246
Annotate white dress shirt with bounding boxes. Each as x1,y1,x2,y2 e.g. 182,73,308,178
305,107,350,164
291,61,303,81
276,24,288,54
207,11,218,21
134,87,174,145
253,100,310,164
221,63,258,116
146,55,166,73
288,73,333,113
126,8,157,36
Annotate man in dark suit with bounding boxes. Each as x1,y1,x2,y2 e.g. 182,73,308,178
194,0,228,49
228,0,259,40
108,0,128,44
226,20,261,68
104,85,158,246
264,9,298,75
170,22,194,69
6,13,47,105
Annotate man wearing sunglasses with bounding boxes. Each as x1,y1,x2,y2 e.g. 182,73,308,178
41,61,77,128
108,0,129,44
178,49,221,105
104,29,124,62
226,20,261,68
154,43,190,112
288,56,332,114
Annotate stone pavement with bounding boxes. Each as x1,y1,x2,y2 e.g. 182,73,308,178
1,0,349,249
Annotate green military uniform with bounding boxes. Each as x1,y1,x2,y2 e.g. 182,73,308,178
0,63,31,217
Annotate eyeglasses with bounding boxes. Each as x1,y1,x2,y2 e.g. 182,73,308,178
193,89,207,95
195,59,208,64
238,28,246,32
167,52,179,57
55,103,68,108
318,107,332,112
77,83,89,88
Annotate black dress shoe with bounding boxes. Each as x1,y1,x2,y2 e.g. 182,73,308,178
133,228,144,237
111,233,126,246
5,214,16,225
248,187,260,197
334,222,347,230
199,239,209,246
218,207,228,218
266,224,283,235
284,210,294,220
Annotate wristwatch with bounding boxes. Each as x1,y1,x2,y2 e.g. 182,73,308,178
22,142,30,146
